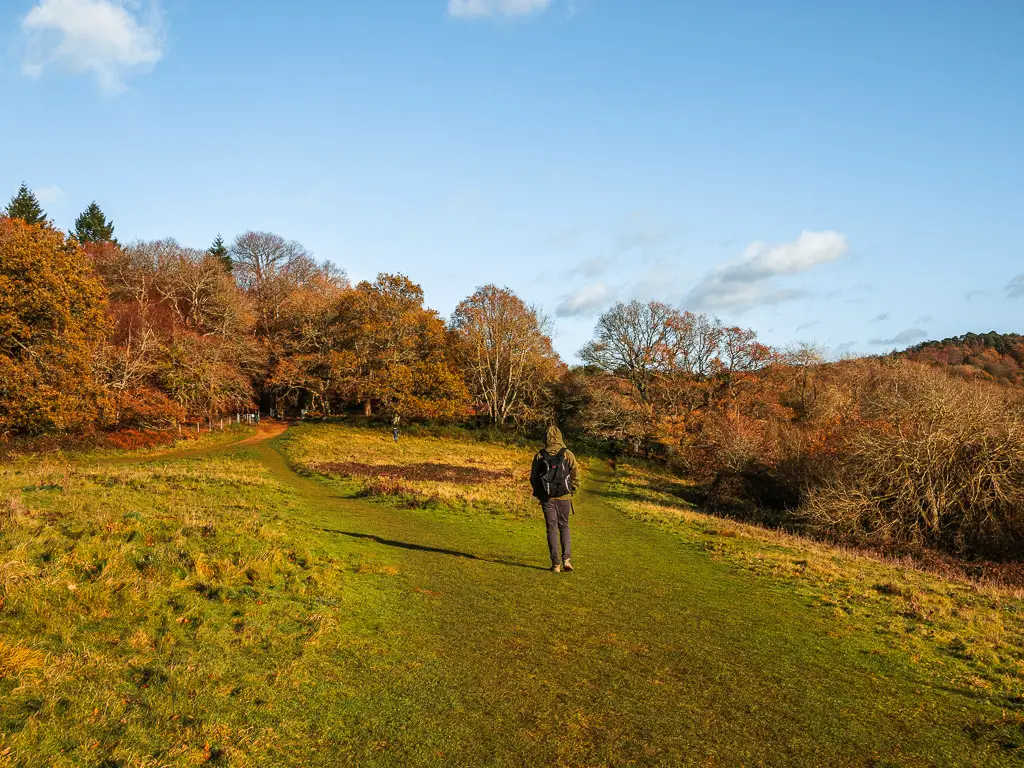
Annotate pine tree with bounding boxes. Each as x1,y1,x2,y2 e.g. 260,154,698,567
4,184,47,226
209,234,232,272
74,201,116,244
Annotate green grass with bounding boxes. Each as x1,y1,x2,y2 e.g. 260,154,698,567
278,422,542,518
1,424,1022,766
602,460,1024,706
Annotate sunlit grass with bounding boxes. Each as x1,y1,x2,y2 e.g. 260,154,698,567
280,423,540,518
2,429,1023,765
0,453,403,766
606,459,1024,717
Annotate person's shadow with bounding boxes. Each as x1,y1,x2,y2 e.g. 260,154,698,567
317,529,550,571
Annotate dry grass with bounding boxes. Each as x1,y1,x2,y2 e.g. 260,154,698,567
280,423,542,518
2,426,1021,764
804,361,1024,559
607,459,1024,704
0,454,390,766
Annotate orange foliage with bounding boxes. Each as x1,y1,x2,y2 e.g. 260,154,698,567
0,217,108,436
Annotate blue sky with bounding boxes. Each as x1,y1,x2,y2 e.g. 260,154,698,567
2,0,1022,361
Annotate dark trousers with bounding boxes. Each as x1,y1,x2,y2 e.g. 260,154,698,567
541,498,572,566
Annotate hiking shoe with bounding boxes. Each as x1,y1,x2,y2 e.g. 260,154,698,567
562,558,574,572
551,564,562,573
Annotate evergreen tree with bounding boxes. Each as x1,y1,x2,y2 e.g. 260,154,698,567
74,201,116,244
209,234,232,272
4,184,47,226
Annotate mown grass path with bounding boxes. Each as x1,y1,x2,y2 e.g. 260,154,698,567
119,428,1017,766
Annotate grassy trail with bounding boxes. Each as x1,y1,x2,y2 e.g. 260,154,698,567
199,431,1011,767
5,425,1014,766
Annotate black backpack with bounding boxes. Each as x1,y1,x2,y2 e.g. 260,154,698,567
538,448,572,498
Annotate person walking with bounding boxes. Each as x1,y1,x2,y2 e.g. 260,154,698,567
392,426,399,443
530,426,580,573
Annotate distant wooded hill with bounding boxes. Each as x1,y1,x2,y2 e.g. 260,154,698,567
902,332,1024,384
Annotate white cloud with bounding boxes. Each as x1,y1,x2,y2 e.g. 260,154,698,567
34,185,65,204
868,313,889,323
795,320,820,332
1006,275,1024,299
869,328,928,347
914,315,933,324
448,0,552,18
686,230,849,312
21,0,165,94
556,283,612,318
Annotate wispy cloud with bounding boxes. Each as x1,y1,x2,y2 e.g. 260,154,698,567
869,328,928,347
34,185,65,204
914,315,933,324
568,255,613,279
965,289,989,301
868,313,889,323
686,230,849,312
555,283,613,318
21,0,165,94
795,320,820,332
1006,275,1024,299
448,0,552,18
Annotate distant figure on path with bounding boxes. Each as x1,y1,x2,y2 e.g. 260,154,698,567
530,426,580,573
393,426,399,443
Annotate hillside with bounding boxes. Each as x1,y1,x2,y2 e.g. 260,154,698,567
2,423,1023,765
903,331,1024,384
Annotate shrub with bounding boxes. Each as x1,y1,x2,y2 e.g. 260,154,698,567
802,361,1024,559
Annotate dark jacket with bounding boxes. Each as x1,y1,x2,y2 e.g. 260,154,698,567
530,426,580,501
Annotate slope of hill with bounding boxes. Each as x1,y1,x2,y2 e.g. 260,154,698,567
1,423,1023,765
903,331,1024,384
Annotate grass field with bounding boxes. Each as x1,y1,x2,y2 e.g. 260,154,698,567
280,422,541,518
1,422,1023,766
603,461,1024,726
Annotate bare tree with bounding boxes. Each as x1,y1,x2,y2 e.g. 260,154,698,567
671,311,723,378
451,285,561,425
579,300,679,402
229,231,325,340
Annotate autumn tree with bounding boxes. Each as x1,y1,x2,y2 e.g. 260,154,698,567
556,368,654,451
333,273,469,420
5,184,46,226
579,300,680,402
91,239,259,425
150,241,252,336
0,217,107,435
266,268,351,415
74,202,116,244
668,311,722,378
229,231,323,341
575,300,779,456
782,342,826,417
451,284,561,425
717,325,775,403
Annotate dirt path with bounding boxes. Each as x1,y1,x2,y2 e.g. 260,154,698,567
103,420,289,465
231,420,289,446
